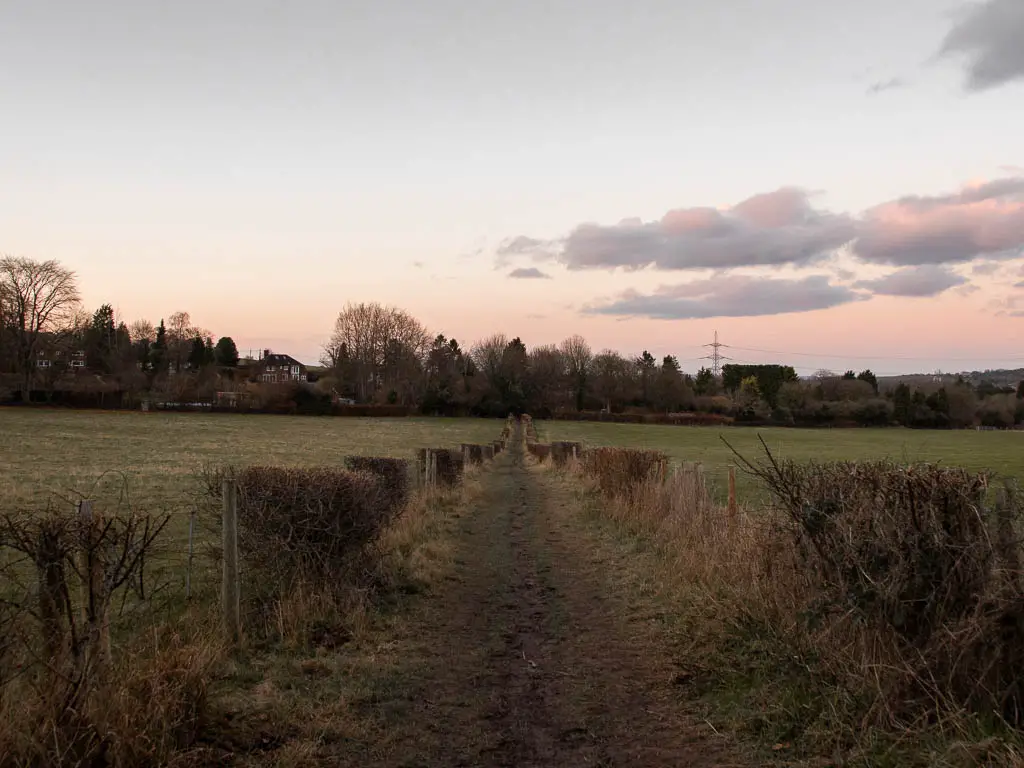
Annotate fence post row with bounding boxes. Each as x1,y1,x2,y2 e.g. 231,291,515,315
222,479,241,644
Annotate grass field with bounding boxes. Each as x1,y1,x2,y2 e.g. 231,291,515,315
540,421,1024,500
0,409,500,512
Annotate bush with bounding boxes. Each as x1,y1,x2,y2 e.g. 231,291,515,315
234,466,391,597
740,445,1024,723
344,456,410,514
527,443,551,461
581,447,668,497
434,448,464,487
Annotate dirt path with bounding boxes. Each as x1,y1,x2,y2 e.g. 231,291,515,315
340,431,747,767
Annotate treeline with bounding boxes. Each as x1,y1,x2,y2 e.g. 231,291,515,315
317,302,1024,428
2,257,1023,427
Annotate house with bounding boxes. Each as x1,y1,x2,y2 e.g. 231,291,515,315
255,349,307,384
35,337,86,371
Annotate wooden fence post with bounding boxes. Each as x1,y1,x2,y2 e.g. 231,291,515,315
222,479,241,644
78,499,110,672
727,465,738,522
425,449,436,488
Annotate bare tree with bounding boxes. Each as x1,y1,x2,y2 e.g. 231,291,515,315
526,345,568,415
166,311,192,373
560,334,593,411
471,334,509,388
323,302,430,402
0,256,80,399
128,319,155,344
592,350,635,412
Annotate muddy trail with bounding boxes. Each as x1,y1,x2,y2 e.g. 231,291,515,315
340,430,745,767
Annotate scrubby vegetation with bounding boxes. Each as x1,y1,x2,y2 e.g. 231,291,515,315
551,429,1024,763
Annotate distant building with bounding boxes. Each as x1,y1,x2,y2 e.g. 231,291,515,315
35,336,86,371
255,349,306,384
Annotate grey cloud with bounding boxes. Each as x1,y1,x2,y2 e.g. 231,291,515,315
1015,281,1024,289
585,274,864,320
940,0,1024,91
854,265,968,296
867,77,906,94
972,261,1001,275
508,267,552,279
495,235,557,266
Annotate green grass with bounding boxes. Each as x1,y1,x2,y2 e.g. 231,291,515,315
0,409,500,513
539,421,1024,501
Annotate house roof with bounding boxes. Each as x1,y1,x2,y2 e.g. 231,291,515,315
263,353,304,367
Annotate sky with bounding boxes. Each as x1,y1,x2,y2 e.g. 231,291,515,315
1,0,1023,374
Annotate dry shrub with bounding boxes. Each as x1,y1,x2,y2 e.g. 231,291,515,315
343,456,410,515
432,448,464,488
527,443,552,461
461,444,486,465
233,466,392,598
601,467,762,592
581,447,668,497
0,503,217,766
0,623,220,767
736,446,1024,726
580,436,1024,755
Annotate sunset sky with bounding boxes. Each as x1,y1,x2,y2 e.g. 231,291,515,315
2,0,1023,374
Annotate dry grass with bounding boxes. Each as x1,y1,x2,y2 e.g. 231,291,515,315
0,609,222,767
195,473,487,766
557,444,1024,766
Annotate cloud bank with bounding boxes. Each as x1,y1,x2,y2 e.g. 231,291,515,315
939,0,1024,91
585,274,864,320
853,265,968,297
500,177,1024,274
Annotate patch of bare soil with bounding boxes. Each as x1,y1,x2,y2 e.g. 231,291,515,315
330,432,749,767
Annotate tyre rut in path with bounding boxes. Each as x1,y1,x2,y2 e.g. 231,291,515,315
351,432,745,767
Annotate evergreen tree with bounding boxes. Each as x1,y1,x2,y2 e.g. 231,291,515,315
85,304,117,372
214,336,239,367
892,382,912,425
636,351,657,405
149,319,168,374
188,335,207,370
694,366,715,395
857,369,879,394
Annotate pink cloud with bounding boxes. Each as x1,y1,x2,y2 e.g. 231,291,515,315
854,178,1024,265
731,187,814,228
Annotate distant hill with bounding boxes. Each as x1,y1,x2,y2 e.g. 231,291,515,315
877,368,1024,390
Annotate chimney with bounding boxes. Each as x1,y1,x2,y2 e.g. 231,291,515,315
264,348,272,360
